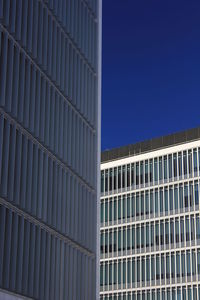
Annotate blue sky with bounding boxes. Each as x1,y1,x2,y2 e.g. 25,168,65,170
101,0,200,150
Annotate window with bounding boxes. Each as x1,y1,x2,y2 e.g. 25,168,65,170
164,155,167,180
176,252,180,278
146,223,149,248
187,251,191,277
183,151,187,176
159,188,163,214
168,154,172,179
165,221,169,244
109,168,113,192
188,150,192,175
149,159,153,183
181,252,186,277
141,192,144,216
174,185,178,211
193,148,197,173
173,153,177,178
101,170,104,193
155,189,158,215
136,193,140,217
136,163,139,186
118,166,121,189
169,187,173,211
122,196,126,220
140,161,143,185
131,163,135,186
101,202,104,223
131,194,135,218
154,158,158,182
164,188,168,213
195,181,199,205
118,197,121,220
151,256,155,281
170,220,174,244
114,167,117,190
145,160,148,184
122,165,126,189
127,164,130,187
105,170,108,192
159,157,163,181
127,195,131,219
145,191,149,216
178,152,182,178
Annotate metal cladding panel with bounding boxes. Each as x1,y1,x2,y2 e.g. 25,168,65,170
0,0,101,299
102,127,200,163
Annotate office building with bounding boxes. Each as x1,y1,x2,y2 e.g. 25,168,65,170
100,128,200,300
0,0,101,299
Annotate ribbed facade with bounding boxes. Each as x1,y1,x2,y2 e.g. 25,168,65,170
0,1,101,299
100,131,200,300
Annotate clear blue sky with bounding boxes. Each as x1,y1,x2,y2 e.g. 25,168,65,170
102,0,200,151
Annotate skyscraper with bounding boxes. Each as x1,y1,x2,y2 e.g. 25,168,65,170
0,1,101,299
100,128,200,300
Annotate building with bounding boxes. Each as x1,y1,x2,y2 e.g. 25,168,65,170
0,1,101,299
100,128,200,300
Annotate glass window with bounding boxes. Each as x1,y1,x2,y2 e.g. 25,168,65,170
154,158,158,182
141,225,144,248
109,263,112,285
151,256,155,281
101,202,104,223
141,192,144,216
159,188,163,214
142,258,145,282
192,250,196,276
127,164,130,187
109,169,113,192
105,263,108,285
122,165,126,189
118,260,121,284
127,226,130,250
179,184,183,210
156,255,160,280
145,191,149,216
136,163,139,186
165,221,169,244
160,221,164,245
114,167,117,190
159,157,163,181
155,222,159,246
131,194,135,218
101,170,104,193
187,251,191,277
137,258,140,282
191,215,195,241
175,218,179,243
105,200,108,223
132,258,135,283
131,163,135,186
118,196,121,220
184,183,188,208
123,228,126,251
178,152,182,178
146,256,150,281
186,217,190,242
146,223,149,248
196,214,200,241
170,220,174,244
166,255,170,279
189,182,193,207
100,264,103,286
164,187,168,213
171,253,175,278
123,261,126,284
195,181,199,205
109,231,112,253
168,154,172,179
197,249,200,274
149,159,153,183
155,189,158,215
183,151,187,176
114,230,117,252
173,153,177,178
193,148,197,173
114,197,117,221
145,160,148,184
118,166,121,189
123,196,126,220
109,199,112,222
174,185,178,211
176,252,180,278
127,260,131,284
127,195,131,219
151,222,154,247
180,217,184,243
150,190,153,215
136,193,140,217
132,225,135,250
140,161,144,185
105,170,108,192
114,262,117,284
164,155,167,180
136,225,140,249
188,150,192,175
101,233,104,253
161,254,165,279
169,187,173,211
118,229,121,251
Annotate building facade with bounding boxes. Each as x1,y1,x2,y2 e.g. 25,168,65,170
100,128,200,300
0,1,101,299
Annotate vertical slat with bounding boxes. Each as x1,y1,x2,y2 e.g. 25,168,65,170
0,205,6,286
20,134,28,209
16,216,24,293
34,226,41,299
0,119,10,197
27,223,36,297
0,32,8,107
22,220,30,294
7,123,16,203
11,46,20,118
10,213,19,291
3,209,13,289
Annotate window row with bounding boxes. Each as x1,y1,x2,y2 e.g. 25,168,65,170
100,214,200,255
101,181,199,225
0,0,97,70
0,116,96,252
101,148,200,194
0,21,97,129
0,32,96,187
0,204,96,300
100,285,200,300
100,249,200,287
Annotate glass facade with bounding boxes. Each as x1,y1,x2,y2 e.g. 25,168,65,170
100,140,200,300
0,1,101,300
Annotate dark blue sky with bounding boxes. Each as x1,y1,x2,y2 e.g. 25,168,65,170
102,0,200,151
